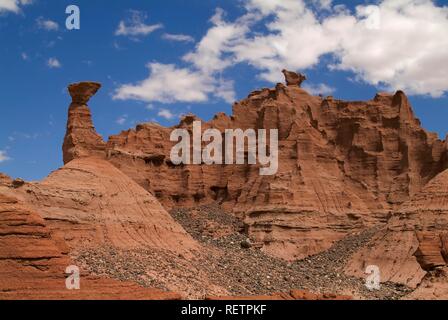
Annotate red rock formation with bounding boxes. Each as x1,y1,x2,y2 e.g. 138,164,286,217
102,73,447,260
0,173,11,184
3,72,448,299
63,82,106,164
22,157,199,255
0,187,181,300
345,168,448,293
405,267,448,300
282,69,307,87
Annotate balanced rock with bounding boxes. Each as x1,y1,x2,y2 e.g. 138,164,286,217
282,69,307,87
63,82,106,164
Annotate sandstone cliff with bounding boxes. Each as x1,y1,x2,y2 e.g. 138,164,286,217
92,72,447,261
22,157,199,255
0,180,181,300
345,167,448,290
2,71,448,299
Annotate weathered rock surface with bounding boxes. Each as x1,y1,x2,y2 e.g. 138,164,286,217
0,173,11,185
22,157,199,255
2,71,448,299
345,168,448,294
405,267,448,300
282,69,307,87
0,187,181,300
63,82,106,164
100,73,447,261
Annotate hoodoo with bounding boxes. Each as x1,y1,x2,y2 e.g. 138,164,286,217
63,82,106,164
282,69,307,87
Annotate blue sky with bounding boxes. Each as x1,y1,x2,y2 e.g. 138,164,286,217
0,0,447,180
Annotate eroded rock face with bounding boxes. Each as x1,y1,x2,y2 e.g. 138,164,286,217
63,82,106,164
282,69,307,87
345,168,448,292
102,75,447,260
22,157,199,256
0,187,181,300
0,173,11,186
4,74,447,299
405,268,448,300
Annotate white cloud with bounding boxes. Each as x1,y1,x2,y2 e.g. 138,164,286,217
302,83,335,96
115,10,162,37
47,57,61,68
114,8,243,104
0,150,10,163
114,63,214,103
116,115,128,125
115,0,448,106
231,0,448,96
162,33,194,43
214,78,236,103
36,17,59,31
21,52,28,60
312,0,332,11
332,0,448,97
157,108,176,120
0,0,31,14
183,8,250,74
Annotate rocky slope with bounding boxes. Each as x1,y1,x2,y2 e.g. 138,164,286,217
22,157,199,255
345,167,448,292
0,82,200,299
0,179,180,300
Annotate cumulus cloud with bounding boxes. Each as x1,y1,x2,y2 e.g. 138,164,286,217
313,0,332,11
115,10,163,37
114,9,243,104
0,0,31,13
114,63,214,103
36,17,59,31
115,0,448,106
162,33,194,43
332,0,448,97
183,8,251,74
232,0,448,96
157,108,176,120
116,115,128,125
47,57,61,68
302,83,335,96
0,150,10,163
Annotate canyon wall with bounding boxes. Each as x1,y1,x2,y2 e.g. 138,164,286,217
84,73,448,260
2,72,448,298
